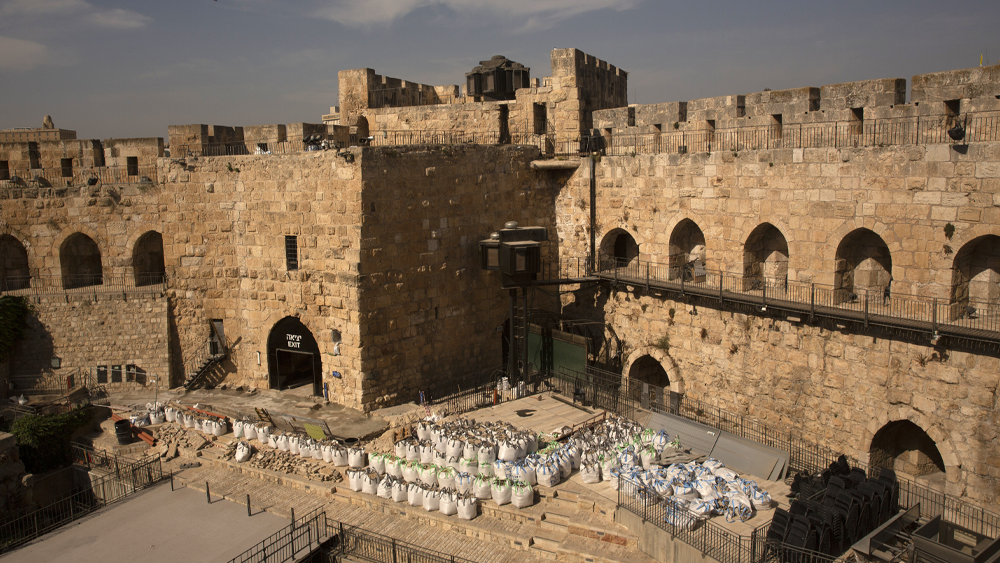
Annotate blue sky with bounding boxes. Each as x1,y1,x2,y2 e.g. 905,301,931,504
1,0,998,140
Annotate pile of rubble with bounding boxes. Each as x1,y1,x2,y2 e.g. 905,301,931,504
147,423,213,460
223,445,342,482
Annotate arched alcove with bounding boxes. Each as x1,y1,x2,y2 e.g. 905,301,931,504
950,235,1000,316
355,116,370,139
0,235,30,290
60,233,103,289
267,317,322,396
133,231,165,286
628,354,670,388
744,223,789,289
599,229,639,267
870,420,945,480
668,219,706,280
834,228,891,300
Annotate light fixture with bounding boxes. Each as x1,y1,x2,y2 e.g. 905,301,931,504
930,332,941,345
51,357,61,369
256,351,261,365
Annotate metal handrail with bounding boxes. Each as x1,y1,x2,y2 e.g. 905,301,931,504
0,272,166,297
1,164,157,188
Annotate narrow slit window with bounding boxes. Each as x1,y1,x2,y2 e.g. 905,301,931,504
126,156,139,176
0,161,8,181
771,114,783,139
285,235,299,271
61,158,73,178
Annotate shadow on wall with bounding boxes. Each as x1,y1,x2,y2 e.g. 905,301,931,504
10,314,55,377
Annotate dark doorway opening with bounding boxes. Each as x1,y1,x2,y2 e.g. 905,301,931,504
267,317,322,396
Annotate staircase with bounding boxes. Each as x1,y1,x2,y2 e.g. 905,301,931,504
182,350,226,389
183,321,229,389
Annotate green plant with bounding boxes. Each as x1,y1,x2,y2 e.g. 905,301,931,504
673,122,679,130
652,335,670,352
730,343,739,354
944,223,955,239
11,407,92,473
768,162,774,167
0,296,33,363
943,244,953,255
668,308,676,319
700,327,708,340
916,354,928,367
226,162,240,173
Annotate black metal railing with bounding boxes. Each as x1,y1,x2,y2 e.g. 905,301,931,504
335,519,479,563
1,165,158,188
0,445,164,554
0,272,166,297
595,255,1000,344
419,365,515,416
228,508,327,563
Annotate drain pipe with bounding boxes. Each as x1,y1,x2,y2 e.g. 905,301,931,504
589,153,597,272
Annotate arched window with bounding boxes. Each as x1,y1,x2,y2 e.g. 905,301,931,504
668,219,706,280
950,235,1000,318
870,420,945,479
60,233,102,289
133,231,165,286
744,223,788,290
0,235,30,291
628,355,670,388
834,228,891,302
599,229,639,268
354,116,370,140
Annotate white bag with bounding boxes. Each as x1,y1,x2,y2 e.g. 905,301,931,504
235,441,252,463
348,447,367,469
377,476,394,499
362,472,379,495
394,440,409,459
407,483,425,507
536,463,560,488
478,445,496,466
331,446,349,467
391,480,408,503
406,442,421,462
322,445,335,464
491,479,512,506
419,465,439,487
492,460,511,480
423,489,440,512
457,497,478,520
257,425,271,446
288,436,300,456
455,472,474,495
511,463,536,486
440,492,458,516
243,423,257,441
446,438,465,459
403,463,420,483
234,421,245,439
268,434,278,449
348,469,364,492
473,475,492,500
276,435,289,452
370,453,387,475
498,441,517,462
386,458,405,479
511,481,533,509
580,462,601,484
459,458,479,477
437,467,456,489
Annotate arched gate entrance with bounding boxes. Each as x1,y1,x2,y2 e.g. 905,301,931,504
267,317,322,396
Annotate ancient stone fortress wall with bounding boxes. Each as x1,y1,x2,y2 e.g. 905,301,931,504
355,144,556,407
337,68,462,125
167,123,349,156
0,137,162,183
553,135,1000,505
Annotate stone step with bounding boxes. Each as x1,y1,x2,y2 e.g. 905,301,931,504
530,532,563,559
540,511,571,532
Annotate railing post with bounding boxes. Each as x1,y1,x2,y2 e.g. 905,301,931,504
392,538,398,563
340,521,345,555
681,266,685,296
719,271,724,303
646,262,650,293
762,278,767,309
932,298,938,333
810,283,815,322
864,290,869,328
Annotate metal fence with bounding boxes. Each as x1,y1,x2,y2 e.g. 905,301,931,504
619,479,771,563
334,519,479,563
595,255,1000,344
0,445,164,554
228,508,327,563
2,164,158,188
0,272,166,297
419,365,517,416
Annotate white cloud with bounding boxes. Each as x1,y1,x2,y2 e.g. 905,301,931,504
86,8,152,29
0,0,90,17
314,0,643,28
0,35,50,70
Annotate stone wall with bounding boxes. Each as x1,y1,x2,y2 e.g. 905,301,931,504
355,144,557,407
10,295,169,381
553,140,1000,506
360,102,503,136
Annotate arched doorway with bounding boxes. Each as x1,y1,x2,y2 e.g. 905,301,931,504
870,420,946,482
267,317,322,396
744,223,788,290
0,235,30,290
835,228,891,301
133,231,165,286
354,116,370,140
60,233,103,289
668,219,706,280
950,235,1000,317
599,229,639,268
628,354,670,387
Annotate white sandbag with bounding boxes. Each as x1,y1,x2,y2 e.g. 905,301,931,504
407,483,425,507
580,462,601,484
377,476,394,499
394,440,408,459
440,492,458,516
473,475,492,500
386,458,405,479
492,459,511,480
458,458,478,477
455,472,474,495
165,408,177,423
477,445,496,466
288,436,300,456
491,479,512,506
403,463,420,483
423,489,440,512
478,460,494,478
242,423,257,440
391,481,408,503
702,458,725,473
653,478,673,496
406,442,421,462
419,465,438,487
457,497,478,520
437,467,456,489
212,419,226,437
565,446,582,470
498,441,518,462
690,498,715,516
331,446,349,467
446,438,465,459
673,482,699,502
419,444,435,464
362,472,379,495
600,458,618,482
557,455,573,479
463,442,477,459
321,444,335,463
640,446,658,470
348,447,367,469
233,420,245,439
510,463,536,486
536,462,560,488
725,491,754,522
235,441,252,463
510,481,533,509
276,435,290,452
300,441,314,459
348,469,364,492
416,421,432,441
257,425,271,446
268,434,278,449
434,433,448,454
370,453,387,475
434,451,448,467
183,414,195,428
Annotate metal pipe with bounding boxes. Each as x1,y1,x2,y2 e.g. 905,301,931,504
589,155,597,271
